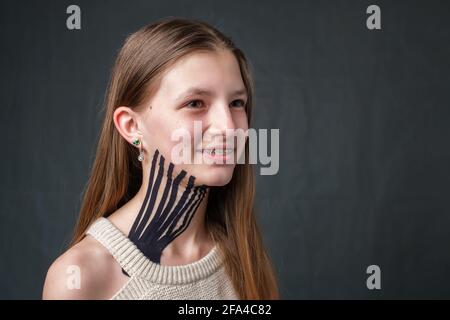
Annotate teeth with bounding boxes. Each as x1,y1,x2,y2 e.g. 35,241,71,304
203,149,233,155
214,149,233,155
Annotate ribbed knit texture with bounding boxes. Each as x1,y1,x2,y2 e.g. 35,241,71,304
85,217,238,300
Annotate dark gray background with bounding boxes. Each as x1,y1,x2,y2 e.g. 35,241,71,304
1,0,449,299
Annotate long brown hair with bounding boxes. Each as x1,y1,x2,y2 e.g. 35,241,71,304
70,17,279,299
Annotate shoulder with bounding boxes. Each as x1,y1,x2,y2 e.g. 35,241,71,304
42,235,122,300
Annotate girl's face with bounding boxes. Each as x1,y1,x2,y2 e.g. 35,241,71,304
139,49,249,186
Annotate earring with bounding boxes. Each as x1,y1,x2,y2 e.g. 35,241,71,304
132,138,144,162
138,150,144,162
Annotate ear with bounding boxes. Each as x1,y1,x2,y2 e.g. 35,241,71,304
113,106,142,145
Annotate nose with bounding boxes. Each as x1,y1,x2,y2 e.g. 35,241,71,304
206,102,236,137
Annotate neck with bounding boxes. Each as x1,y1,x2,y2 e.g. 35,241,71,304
131,149,211,263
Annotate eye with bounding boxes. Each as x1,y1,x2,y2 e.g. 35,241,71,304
185,99,205,109
230,99,246,108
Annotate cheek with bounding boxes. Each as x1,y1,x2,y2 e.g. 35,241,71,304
233,111,249,130
232,112,249,161
143,114,174,154
144,115,197,164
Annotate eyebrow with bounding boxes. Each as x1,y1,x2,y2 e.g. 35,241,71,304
174,87,248,101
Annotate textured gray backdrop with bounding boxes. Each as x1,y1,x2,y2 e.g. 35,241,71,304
1,0,450,299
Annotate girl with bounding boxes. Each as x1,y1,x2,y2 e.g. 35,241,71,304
43,17,279,300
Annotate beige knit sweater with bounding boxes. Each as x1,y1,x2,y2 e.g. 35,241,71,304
85,217,238,300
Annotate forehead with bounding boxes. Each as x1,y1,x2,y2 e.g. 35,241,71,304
157,50,246,97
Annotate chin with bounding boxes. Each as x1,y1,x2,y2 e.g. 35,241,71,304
195,165,235,187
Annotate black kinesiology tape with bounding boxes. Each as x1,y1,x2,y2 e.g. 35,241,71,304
123,149,208,276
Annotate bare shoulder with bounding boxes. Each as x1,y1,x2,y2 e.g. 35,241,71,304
42,235,125,300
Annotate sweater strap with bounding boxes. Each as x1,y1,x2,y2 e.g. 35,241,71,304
85,217,150,277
